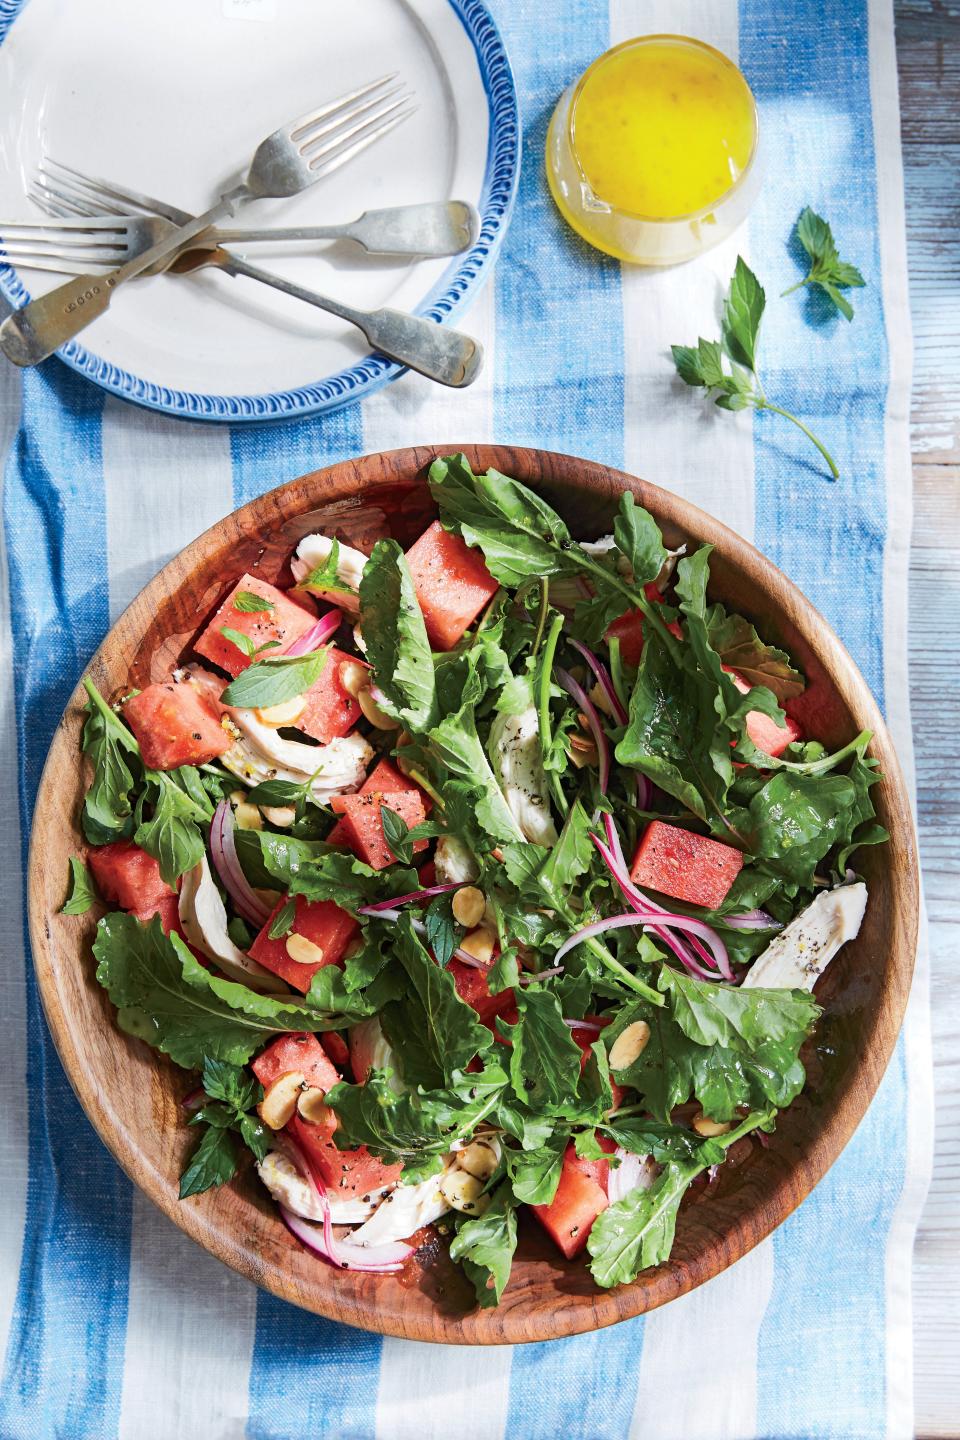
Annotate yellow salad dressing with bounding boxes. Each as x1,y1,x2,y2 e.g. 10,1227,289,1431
546,35,760,265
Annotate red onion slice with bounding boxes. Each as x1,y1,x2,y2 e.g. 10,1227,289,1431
568,639,628,725
563,1018,603,1033
555,666,610,792
277,1135,412,1273
210,800,271,928
359,882,461,915
725,910,782,930
283,608,343,658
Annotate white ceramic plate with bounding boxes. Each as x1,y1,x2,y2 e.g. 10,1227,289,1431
0,0,518,420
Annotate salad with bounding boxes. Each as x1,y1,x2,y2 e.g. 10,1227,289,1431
63,454,886,1305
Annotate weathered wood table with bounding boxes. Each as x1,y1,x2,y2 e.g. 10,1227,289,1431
898,1,960,1434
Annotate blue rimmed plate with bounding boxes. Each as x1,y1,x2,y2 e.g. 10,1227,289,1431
0,0,518,421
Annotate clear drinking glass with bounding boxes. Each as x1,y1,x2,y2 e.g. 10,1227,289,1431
546,35,761,266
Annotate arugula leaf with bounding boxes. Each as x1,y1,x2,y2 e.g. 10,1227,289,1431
234,590,274,614
609,1005,697,1122
503,988,583,1113
429,453,576,588
134,772,207,885
784,207,866,320
81,680,139,844
259,840,418,914
179,1124,238,1199
428,702,525,846
504,1135,567,1204
671,256,840,480
536,798,595,905
450,1184,518,1308
221,649,328,709
380,805,414,865
747,771,857,885
61,855,99,915
326,1064,506,1181
613,493,668,589
604,1117,725,1167
658,967,819,1052
387,918,492,1086
359,539,439,733
93,914,369,1069
587,1110,773,1287
268,897,296,940
705,602,805,702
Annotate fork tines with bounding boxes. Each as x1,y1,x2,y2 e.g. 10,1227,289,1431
287,76,416,176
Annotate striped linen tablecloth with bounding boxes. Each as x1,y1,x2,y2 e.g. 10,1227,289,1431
0,0,933,1436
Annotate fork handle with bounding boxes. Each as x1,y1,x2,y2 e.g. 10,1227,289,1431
225,255,483,388
0,272,116,365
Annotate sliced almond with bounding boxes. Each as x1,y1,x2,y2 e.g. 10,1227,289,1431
254,695,307,727
261,804,296,828
457,1138,500,1182
258,1070,305,1130
235,802,263,831
285,933,325,966
358,687,399,730
459,926,496,963
589,680,617,720
438,1168,489,1215
352,624,367,654
609,1020,652,1071
692,1112,732,1138
452,886,486,929
296,1088,334,1125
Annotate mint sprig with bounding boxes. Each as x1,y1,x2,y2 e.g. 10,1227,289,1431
671,257,839,480
783,207,865,321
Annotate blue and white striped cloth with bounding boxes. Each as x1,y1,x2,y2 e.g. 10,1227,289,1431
0,1,932,1436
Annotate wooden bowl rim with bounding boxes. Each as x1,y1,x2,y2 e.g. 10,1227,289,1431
27,443,919,1344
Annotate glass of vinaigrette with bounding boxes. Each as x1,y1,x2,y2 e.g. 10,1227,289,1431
546,34,760,265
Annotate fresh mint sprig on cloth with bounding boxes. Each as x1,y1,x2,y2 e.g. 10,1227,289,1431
783,207,866,320
671,257,840,480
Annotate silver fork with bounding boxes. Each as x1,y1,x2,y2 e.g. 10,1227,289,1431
0,77,478,378
3,163,479,263
11,160,483,388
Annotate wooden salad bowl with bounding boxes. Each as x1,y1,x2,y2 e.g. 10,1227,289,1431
28,444,919,1344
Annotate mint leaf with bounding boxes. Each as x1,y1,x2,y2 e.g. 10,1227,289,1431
450,1184,518,1308
202,1057,261,1113
61,855,99,915
297,539,355,599
221,649,328,709
220,626,258,659
424,892,460,967
380,805,414,865
179,1124,238,1199
503,989,582,1113
267,897,296,940
358,539,439,734
786,207,866,320
722,256,765,370
234,591,274,614
133,771,207,885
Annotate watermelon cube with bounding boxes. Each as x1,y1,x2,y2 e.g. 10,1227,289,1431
248,893,358,994
288,1114,402,1202
329,790,428,870
252,1032,340,1096
532,1143,609,1259
447,957,513,1026
606,595,683,668
404,520,498,652
722,667,803,759
630,820,744,911
194,574,316,678
123,679,231,771
569,1019,625,1111
297,646,364,743
326,756,417,845
87,840,174,916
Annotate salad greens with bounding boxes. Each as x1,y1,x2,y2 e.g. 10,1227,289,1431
72,452,886,1303
783,207,866,320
